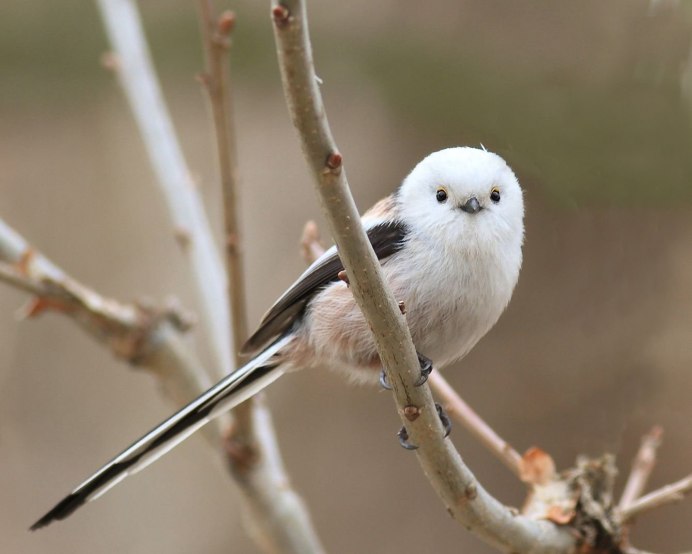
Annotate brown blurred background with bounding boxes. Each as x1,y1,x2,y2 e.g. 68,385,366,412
1,0,691,552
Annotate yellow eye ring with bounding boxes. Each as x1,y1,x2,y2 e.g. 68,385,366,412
436,187,448,203
490,187,501,203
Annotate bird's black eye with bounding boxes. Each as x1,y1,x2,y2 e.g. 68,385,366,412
436,188,448,203
490,187,501,203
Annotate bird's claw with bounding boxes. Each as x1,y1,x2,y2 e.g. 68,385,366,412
397,426,418,450
397,402,452,450
414,352,433,386
379,368,392,390
381,352,433,390
436,402,452,438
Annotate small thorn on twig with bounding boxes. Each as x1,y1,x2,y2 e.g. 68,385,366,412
465,483,478,500
16,248,35,276
100,51,120,72
223,424,259,475
17,297,69,320
163,297,197,332
226,232,240,256
325,151,343,173
195,72,211,87
271,4,290,27
17,297,44,320
174,227,192,251
217,10,236,36
398,301,406,314
337,269,349,285
403,404,420,422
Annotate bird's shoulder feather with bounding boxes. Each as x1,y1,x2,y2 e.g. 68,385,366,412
241,196,406,356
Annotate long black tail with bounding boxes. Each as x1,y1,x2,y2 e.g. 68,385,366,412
30,335,290,530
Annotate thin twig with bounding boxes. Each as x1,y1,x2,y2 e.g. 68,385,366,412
270,1,575,551
96,0,231,378
226,396,327,554
619,426,664,510
428,372,523,478
197,3,325,552
196,1,248,365
619,474,692,522
196,0,254,430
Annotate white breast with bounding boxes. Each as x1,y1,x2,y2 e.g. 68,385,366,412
383,229,521,369
301,218,522,380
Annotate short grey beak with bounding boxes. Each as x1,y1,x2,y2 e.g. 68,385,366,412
460,196,482,214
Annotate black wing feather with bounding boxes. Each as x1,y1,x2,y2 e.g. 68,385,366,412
241,220,408,355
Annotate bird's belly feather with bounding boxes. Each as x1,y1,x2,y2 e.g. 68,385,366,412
301,236,518,380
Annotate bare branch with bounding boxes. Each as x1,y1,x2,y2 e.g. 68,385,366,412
619,474,692,523
0,218,220,445
96,0,231,377
0,261,44,296
428,371,522,478
270,1,575,551
619,426,664,511
197,2,325,552
196,2,248,365
224,396,326,554
196,0,254,432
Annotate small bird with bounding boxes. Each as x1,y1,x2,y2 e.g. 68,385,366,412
31,146,525,529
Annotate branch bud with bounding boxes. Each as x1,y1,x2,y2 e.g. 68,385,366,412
217,10,236,36
271,4,290,27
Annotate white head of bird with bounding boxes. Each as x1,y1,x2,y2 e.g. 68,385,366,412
397,147,524,257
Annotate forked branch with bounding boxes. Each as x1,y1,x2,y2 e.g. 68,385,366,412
0,218,217,445
620,474,692,523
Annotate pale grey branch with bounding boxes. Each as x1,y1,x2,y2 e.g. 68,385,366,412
270,1,575,551
96,0,231,377
619,426,663,511
0,217,218,446
226,396,326,554
619,474,692,522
